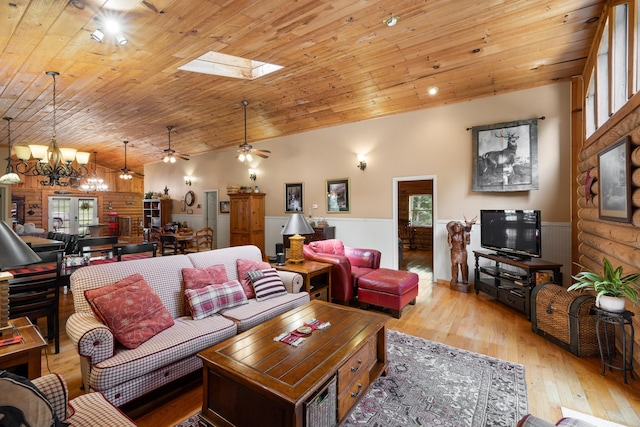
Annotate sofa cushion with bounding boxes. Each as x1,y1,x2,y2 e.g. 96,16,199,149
219,292,311,333
182,265,229,315
185,280,248,320
236,258,271,298
85,273,144,324
89,316,237,394
247,268,288,301
89,278,175,349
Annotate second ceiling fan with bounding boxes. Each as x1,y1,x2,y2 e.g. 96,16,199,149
119,140,144,179
162,126,190,163
236,100,270,162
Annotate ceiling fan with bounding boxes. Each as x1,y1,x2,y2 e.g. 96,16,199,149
119,140,144,179
162,126,190,163
236,100,271,162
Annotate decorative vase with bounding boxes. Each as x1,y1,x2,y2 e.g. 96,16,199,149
596,295,626,313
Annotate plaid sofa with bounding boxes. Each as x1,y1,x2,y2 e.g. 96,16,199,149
66,245,307,407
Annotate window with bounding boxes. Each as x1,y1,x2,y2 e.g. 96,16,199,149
409,194,432,227
612,3,628,112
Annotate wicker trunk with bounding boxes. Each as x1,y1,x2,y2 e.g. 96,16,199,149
531,283,602,357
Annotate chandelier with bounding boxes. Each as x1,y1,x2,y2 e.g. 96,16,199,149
13,71,90,186
81,151,108,192
0,117,22,184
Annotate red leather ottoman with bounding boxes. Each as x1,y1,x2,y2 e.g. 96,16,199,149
357,268,419,318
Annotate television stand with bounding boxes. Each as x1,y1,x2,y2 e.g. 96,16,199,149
473,251,562,320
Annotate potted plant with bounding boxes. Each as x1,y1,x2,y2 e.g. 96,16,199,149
568,257,640,312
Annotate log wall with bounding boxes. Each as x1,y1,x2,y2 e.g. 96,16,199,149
576,98,640,374
7,163,144,242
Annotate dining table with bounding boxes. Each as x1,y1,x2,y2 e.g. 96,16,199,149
20,235,65,251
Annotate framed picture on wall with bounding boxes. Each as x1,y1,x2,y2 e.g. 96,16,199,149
471,118,539,192
326,178,350,213
285,183,304,213
219,201,230,214
598,136,631,223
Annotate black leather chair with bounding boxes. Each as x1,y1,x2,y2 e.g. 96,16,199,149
8,249,63,354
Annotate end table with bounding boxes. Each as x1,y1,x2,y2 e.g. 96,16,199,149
0,317,47,379
595,308,635,384
271,260,332,302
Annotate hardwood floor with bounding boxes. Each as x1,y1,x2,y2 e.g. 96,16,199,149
38,258,640,426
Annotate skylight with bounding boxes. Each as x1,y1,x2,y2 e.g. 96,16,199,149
178,51,283,80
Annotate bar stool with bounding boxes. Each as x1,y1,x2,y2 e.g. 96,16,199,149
595,307,635,384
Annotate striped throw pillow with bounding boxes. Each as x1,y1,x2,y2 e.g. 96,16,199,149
248,268,288,301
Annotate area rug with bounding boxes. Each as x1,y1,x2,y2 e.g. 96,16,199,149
175,330,528,427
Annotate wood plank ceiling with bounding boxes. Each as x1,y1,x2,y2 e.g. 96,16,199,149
0,0,604,175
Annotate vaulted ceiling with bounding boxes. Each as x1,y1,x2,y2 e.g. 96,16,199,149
1,0,604,175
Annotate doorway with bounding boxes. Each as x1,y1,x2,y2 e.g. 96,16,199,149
203,190,218,249
48,196,98,235
393,176,436,280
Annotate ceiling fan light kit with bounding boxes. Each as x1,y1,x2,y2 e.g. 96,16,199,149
236,100,271,163
0,117,22,185
162,126,189,163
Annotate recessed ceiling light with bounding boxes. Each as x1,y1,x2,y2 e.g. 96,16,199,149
383,14,399,27
428,86,439,96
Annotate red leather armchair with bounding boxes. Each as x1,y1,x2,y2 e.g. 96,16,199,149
303,239,381,303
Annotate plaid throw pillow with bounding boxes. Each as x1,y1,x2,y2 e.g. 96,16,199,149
248,268,288,302
185,280,248,320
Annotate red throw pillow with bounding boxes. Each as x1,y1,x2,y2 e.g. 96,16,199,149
85,273,145,324
184,280,248,320
88,278,174,349
236,259,271,299
181,265,229,314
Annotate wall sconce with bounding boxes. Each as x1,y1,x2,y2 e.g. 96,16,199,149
184,176,192,186
249,169,257,181
357,155,367,171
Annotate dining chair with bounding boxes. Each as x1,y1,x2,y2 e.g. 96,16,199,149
193,227,214,252
8,249,64,354
160,234,179,256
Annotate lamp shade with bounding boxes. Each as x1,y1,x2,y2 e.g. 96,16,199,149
281,213,314,236
0,220,42,269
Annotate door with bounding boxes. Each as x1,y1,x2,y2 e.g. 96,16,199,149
204,190,218,249
393,176,436,275
48,196,98,235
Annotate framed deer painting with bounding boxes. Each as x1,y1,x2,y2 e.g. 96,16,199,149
471,118,539,192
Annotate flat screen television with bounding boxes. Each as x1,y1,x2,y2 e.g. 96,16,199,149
480,209,541,259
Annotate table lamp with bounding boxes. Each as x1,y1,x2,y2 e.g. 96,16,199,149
0,220,42,337
281,213,314,264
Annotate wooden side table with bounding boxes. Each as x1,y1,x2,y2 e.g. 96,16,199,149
272,260,332,302
0,317,47,379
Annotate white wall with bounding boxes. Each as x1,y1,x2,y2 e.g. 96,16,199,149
144,82,572,280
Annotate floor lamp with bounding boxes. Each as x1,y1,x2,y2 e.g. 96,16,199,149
0,220,42,337
281,213,314,264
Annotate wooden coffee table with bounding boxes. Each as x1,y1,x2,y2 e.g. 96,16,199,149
198,300,388,427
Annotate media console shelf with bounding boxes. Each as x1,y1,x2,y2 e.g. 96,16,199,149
473,251,562,320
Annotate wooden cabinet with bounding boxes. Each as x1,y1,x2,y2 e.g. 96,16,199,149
142,199,171,238
283,225,335,249
229,193,265,255
473,251,562,320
